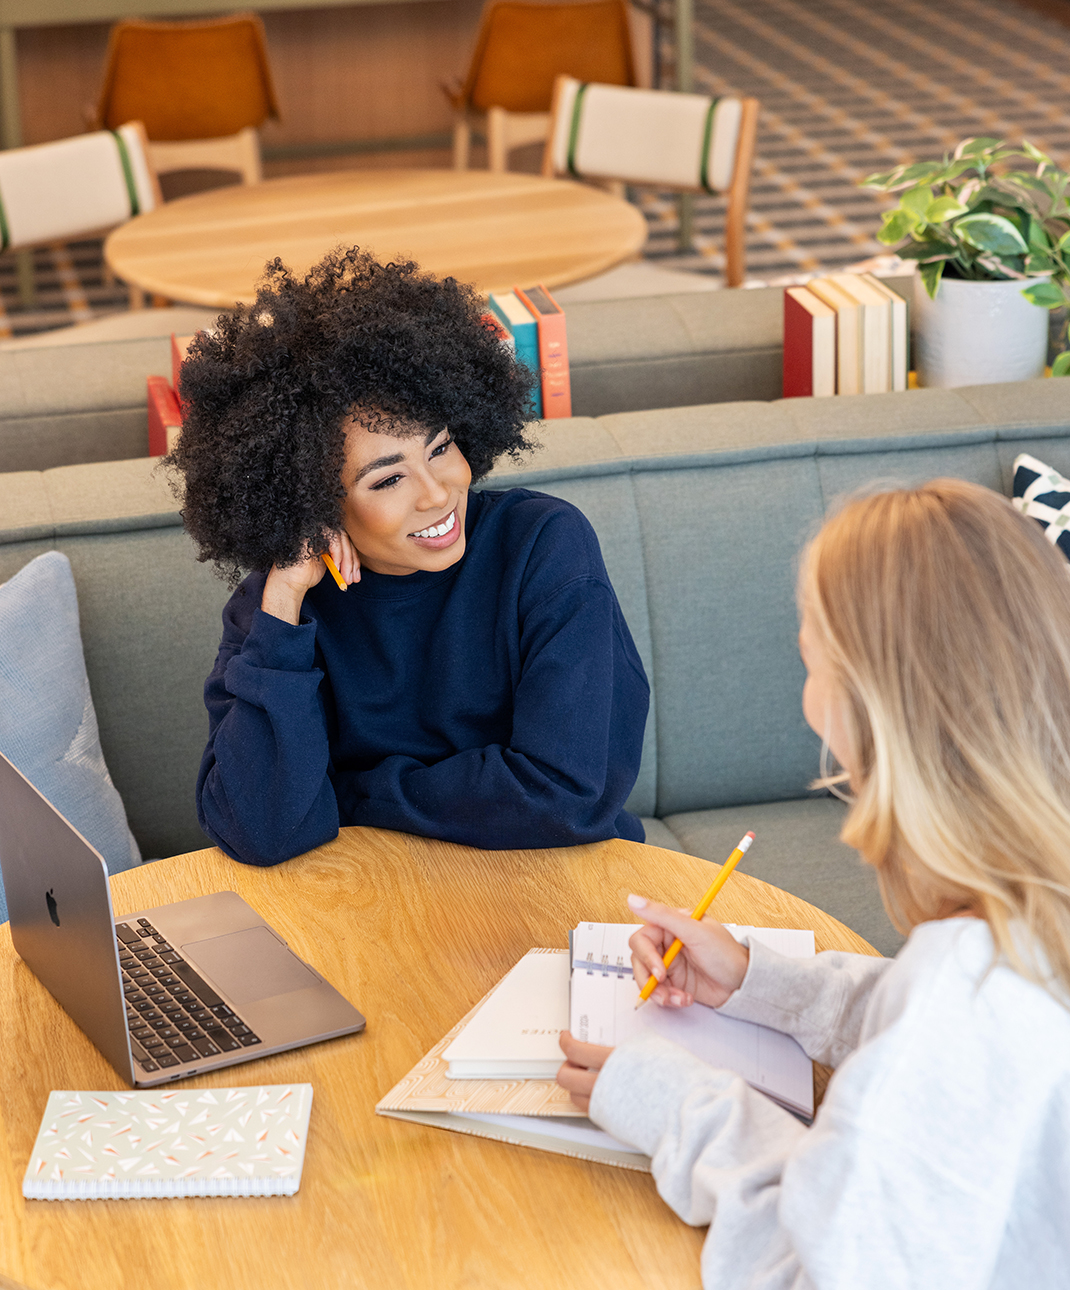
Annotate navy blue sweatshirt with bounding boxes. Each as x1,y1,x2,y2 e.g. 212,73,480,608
197,488,649,865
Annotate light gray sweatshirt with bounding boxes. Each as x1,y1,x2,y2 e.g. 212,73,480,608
589,918,1070,1288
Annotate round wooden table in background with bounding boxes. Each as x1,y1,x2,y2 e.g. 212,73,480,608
0,828,878,1290
103,169,651,307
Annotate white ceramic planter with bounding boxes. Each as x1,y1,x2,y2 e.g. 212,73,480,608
913,275,1049,388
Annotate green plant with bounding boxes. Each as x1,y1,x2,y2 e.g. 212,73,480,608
862,138,1070,375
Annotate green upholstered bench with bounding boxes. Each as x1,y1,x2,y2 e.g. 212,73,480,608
1,372,1066,954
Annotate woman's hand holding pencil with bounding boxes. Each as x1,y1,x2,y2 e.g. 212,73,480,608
628,832,755,1009
261,532,360,625
557,833,755,1112
628,898,751,1009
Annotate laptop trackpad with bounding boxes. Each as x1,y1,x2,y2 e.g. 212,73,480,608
183,926,319,1005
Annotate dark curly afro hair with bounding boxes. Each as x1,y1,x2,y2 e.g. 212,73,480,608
164,246,537,584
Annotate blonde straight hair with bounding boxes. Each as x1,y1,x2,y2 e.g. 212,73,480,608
801,479,1070,1001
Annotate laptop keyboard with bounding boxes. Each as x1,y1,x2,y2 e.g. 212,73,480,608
116,918,261,1073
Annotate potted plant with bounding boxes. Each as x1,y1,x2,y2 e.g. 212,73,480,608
861,138,1070,386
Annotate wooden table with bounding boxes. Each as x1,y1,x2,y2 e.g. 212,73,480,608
102,168,650,307
0,827,876,1290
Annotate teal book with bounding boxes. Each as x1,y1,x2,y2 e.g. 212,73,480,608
488,290,543,419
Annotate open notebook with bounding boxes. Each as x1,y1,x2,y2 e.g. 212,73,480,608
376,923,814,1170
570,922,814,1118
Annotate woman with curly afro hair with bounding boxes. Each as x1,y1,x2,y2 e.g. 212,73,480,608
167,247,649,867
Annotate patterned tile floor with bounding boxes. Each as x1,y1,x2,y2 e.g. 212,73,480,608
3,0,1069,334
643,0,1070,283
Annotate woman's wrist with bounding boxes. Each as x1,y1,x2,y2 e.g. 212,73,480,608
260,570,307,626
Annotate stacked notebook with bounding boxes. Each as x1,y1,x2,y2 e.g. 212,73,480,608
783,273,908,398
376,923,815,1171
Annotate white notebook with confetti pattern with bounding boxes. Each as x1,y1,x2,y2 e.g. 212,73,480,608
22,1084,313,1199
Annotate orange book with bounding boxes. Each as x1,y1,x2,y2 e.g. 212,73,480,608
515,285,570,419
171,333,195,397
147,376,182,456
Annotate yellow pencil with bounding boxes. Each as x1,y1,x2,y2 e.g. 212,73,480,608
321,552,347,591
636,831,754,1007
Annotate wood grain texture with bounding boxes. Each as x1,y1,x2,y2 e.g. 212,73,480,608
12,3,484,151
102,167,649,305
0,828,878,1290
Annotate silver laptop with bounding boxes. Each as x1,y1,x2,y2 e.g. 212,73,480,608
0,750,365,1087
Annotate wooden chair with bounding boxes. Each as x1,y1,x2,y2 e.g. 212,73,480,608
0,121,161,307
446,0,641,173
92,13,279,189
543,75,759,286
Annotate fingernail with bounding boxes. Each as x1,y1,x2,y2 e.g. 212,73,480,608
627,894,647,910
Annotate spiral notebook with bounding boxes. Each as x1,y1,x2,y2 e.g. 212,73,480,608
23,1084,313,1199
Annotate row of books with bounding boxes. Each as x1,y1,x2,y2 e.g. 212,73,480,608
488,285,571,420
148,286,572,457
783,272,909,399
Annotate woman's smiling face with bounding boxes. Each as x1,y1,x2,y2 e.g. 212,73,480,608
339,417,473,576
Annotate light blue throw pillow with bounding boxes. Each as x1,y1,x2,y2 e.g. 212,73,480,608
0,551,141,923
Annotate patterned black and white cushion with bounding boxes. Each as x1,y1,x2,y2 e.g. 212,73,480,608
1013,453,1070,561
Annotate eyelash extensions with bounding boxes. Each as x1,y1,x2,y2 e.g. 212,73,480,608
369,434,454,491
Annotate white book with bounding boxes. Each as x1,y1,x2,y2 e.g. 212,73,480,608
828,272,892,394
860,273,909,392
23,1085,313,1200
806,277,862,395
442,949,569,1079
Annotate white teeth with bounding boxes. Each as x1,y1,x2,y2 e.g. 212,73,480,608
412,511,456,539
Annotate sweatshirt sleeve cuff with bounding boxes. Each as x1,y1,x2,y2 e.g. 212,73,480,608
589,1032,737,1155
234,607,318,674
716,937,812,1031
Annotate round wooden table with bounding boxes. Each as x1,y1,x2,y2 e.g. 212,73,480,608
103,169,650,307
0,828,877,1290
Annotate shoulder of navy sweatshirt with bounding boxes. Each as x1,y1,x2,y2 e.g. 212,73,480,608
197,487,650,865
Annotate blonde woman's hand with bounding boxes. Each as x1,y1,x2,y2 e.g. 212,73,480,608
556,1031,613,1112
627,894,749,1010
261,531,361,624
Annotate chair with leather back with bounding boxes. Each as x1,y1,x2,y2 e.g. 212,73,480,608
92,13,279,191
0,121,161,309
447,0,640,173
543,75,759,286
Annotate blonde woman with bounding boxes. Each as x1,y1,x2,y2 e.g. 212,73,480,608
557,479,1070,1289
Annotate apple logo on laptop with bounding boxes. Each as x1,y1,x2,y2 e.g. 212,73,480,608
46,888,60,927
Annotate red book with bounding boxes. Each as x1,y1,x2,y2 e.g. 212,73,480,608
783,287,836,399
481,312,516,354
147,376,182,456
515,285,570,419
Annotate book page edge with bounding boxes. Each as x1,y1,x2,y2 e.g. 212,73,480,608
376,1107,651,1173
